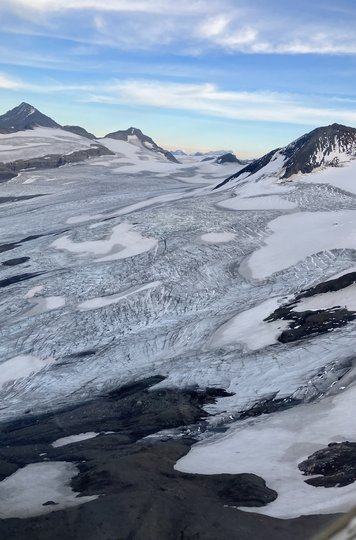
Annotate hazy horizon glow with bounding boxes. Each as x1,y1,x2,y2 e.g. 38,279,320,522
1,0,356,156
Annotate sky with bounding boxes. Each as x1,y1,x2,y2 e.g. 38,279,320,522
0,0,356,157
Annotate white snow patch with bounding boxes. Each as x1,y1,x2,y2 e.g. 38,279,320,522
246,210,356,280
51,222,158,261
201,232,236,243
176,383,356,519
0,355,55,389
52,432,100,448
24,285,44,299
0,127,96,163
211,297,291,351
0,462,98,518
78,281,161,311
24,296,66,317
301,157,356,195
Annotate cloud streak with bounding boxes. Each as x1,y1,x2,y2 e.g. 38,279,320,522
9,74,349,127
91,80,356,126
3,0,356,56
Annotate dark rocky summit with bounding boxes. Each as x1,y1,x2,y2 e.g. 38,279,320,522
0,102,60,132
215,152,242,165
299,442,356,488
104,126,179,163
62,125,96,139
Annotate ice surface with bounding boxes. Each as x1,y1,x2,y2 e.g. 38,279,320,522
201,232,235,243
218,195,297,211
0,462,98,518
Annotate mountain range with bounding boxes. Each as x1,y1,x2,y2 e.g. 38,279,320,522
2,103,356,188
0,103,183,180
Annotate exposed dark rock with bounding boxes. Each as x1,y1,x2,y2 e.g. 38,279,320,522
215,152,242,165
0,162,17,182
238,395,301,419
277,308,356,343
2,256,30,266
104,127,179,163
296,271,356,300
299,442,356,487
0,272,43,288
4,145,114,177
0,194,44,204
265,272,356,343
62,125,96,140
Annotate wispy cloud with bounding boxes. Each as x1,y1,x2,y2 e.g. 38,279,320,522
76,79,356,126
3,0,356,56
5,0,213,16
0,73,23,89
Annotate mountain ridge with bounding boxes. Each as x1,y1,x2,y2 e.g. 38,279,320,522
215,122,356,190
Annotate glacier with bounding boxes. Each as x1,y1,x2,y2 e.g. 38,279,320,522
1,124,356,526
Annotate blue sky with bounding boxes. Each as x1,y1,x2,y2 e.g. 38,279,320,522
1,0,356,157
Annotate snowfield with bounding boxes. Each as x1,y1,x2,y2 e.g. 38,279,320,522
0,127,100,162
0,462,98,518
2,129,356,521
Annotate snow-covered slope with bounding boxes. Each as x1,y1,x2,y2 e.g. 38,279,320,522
0,127,105,162
103,127,178,163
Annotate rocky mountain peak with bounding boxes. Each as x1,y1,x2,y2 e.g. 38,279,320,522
0,102,60,132
104,127,179,163
282,123,356,178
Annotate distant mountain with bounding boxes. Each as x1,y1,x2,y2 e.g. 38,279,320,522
62,125,96,140
0,102,60,132
104,127,179,163
171,150,187,157
215,152,243,165
201,150,233,156
216,123,356,189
